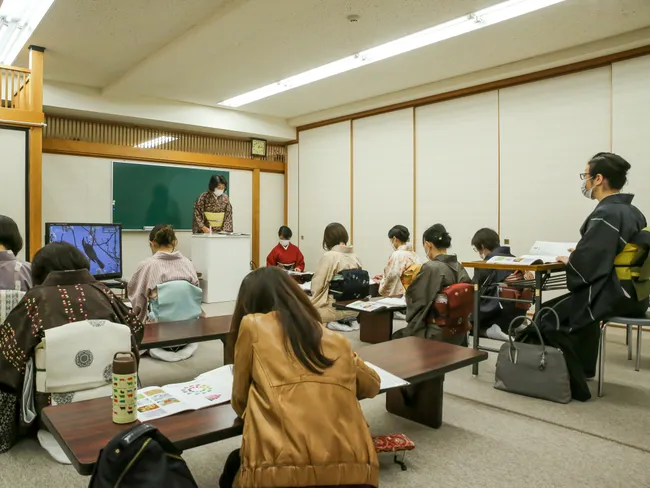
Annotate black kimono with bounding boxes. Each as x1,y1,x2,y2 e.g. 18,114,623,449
472,246,526,333
542,193,649,377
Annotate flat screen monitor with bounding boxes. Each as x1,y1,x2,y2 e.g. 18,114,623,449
45,223,123,280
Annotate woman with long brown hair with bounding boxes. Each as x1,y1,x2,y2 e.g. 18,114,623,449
222,266,380,488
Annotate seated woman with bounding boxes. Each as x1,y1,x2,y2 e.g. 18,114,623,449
471,228,527,340
221,266,380,488
0,215,32,292
0,242,143,452
311,223,363,331
543,153,649,378
266,225,305,271
376,225,421,297
393,224,471,345
128,224,200,323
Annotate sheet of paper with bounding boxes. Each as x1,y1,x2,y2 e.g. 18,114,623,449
365,362,409,390
375,297,406,307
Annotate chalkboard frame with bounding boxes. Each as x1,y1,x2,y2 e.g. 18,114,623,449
111,161,230,231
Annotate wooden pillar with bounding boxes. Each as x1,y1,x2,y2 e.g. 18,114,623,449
28,45,45,259
252,168,260,268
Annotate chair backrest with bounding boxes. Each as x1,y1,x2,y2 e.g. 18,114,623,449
149,280,203,323
0,289,25,323
35,320,132,403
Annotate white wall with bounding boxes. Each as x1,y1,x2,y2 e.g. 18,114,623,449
42,154,257,278
499,68,611,255
295,54,650,277
415,92,499,264
298,121,351,270
612,56,650,214
287,144,299,238
353,109,414,275
0,127,27,258
259,172,285,266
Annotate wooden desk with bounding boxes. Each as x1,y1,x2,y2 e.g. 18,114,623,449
141,315,232,350
42,337,485,475
41,400,241,476
462,260,566,374
335,298,406,344
359,337,487,429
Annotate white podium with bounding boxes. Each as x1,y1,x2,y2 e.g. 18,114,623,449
190,234,251,304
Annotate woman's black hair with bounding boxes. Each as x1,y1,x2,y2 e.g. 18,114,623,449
471,228,500,252
322,223,349,251
587,152,631,190
31,242,91,286
278,226,292,240
422,224,452,249
149,224,176,247
229,266,335,374
209,174,228,191
0,215,23,256
388,225,410,243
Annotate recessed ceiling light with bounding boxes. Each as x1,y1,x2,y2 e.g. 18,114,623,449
0,0,56,65
135,136,178,148
219,0,566,108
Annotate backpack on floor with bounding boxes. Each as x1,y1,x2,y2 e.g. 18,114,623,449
88,423,198,488
330,269,370,301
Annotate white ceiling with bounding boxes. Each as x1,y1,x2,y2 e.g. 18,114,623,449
18,0,650,120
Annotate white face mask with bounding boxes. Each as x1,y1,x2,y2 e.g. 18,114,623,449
214,189,224,197
581,179,593,200
279,239,290,248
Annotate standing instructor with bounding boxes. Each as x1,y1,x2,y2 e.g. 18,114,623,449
193,174,234,233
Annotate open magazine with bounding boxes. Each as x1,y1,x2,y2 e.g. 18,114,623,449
137,365,233,421
487,241,576,265
346,297,406,312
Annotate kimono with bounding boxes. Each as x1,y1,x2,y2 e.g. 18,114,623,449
378,243,421,297
0,251,32,292
192,191,234,233
127,251,199,322
311,245,362,324
472,245,526,332
266,242,305,271
541,193,649,377
0,269,143,452
394,254,471,345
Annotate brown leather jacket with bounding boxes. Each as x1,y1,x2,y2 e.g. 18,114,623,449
232,312,380,488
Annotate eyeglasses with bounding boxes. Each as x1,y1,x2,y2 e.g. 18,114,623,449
579,173,591,180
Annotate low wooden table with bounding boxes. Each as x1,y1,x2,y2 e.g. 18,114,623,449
358,337,487,428
335,298,405,344
141,315,232,350
41,337,486,475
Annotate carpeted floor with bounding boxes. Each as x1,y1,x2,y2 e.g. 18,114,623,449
1,321,649,487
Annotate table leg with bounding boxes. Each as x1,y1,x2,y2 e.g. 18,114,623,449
534,270,543,313
472,283,480,375
386,375,445,429
359,310,394,344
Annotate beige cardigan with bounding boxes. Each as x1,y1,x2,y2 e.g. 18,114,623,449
310,245,362,313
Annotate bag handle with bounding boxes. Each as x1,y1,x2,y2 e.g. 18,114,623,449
506,315,548,370
535,306,561,331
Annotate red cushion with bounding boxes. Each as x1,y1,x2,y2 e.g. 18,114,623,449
372,434,415,453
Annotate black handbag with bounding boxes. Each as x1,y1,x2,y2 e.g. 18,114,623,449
494,308,572,404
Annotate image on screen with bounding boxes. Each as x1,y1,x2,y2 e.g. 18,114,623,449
46,223,122,279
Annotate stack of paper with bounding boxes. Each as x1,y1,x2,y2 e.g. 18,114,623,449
375,297,407,308
365,362,409,389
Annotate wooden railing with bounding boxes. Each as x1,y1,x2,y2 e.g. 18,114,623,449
0,64,32,111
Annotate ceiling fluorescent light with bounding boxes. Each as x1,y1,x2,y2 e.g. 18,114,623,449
135,136,178,149
219,0,566,107
0,0,56,65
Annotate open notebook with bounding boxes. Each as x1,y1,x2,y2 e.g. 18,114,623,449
487,241,576,266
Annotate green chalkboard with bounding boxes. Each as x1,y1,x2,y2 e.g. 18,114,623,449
112,162,229,230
